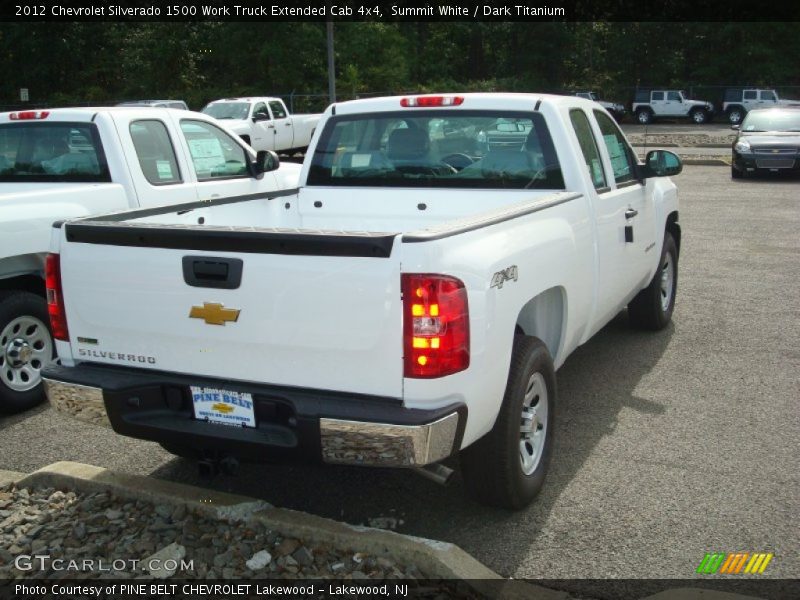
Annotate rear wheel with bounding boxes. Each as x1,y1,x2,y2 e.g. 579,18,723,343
636,109,652,125
727,107,745,125
628,233,678,330
460,336,556,509
0,292,55,413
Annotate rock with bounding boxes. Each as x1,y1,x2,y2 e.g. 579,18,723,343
171,505,186,521
292,547,314,567
212,552,231,568
284,555,298,567
376,557,394,569
73,522,87,540
144,543,186,579
222,567,236,578
275,538,301,556
154,505,173,520
30,539,47,553
331,562,345,573
245,550,272,571
367,517,398,530
105,509,123,520
352,570,369,580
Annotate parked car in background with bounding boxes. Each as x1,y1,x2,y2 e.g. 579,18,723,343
116,100,189,110
0,106,300,413
573,91,626,121
730,107,800,179
632,89,715,124
722,88,800,125
201,97,321,155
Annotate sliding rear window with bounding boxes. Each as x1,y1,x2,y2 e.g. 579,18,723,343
0,122,110,182
307,110,564,190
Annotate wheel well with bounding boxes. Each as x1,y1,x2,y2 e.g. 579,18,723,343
727,105,744,113
666,211,681,256
514,287,565,361
0,274,45,297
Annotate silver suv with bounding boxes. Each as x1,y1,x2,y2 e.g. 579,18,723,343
573,91,626,121
723,88,800,125
632,89,714,125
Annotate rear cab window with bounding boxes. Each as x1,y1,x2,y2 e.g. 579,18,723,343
0,122,110,182
129,120,182,185
307,110,565,190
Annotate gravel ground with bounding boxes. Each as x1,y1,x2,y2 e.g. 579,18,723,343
0,483,432,583
626,132,735,146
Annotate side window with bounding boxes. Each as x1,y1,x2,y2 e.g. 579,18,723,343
253,102,268,119
569,109,606,190
667,92,681,101
743,90,757,100
180,120,249,181
651,92,664,101
268,101,287,119
760,91,776,102
129,120,182,185
594,111,637,185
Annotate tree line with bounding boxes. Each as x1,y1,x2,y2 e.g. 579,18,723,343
1,22,798,111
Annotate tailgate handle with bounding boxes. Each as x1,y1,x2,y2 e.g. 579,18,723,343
182,256,243,290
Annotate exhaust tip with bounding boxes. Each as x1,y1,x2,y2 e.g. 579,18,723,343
414,463,455,486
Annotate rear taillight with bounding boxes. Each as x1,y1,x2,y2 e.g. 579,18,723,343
45,253,69,341
402,274,469,378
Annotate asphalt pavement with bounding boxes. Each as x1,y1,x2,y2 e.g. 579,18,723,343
1,166,798,582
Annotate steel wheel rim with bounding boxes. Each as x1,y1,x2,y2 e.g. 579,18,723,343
638,112,649,124
660,253,675,313
693,111,704,123
0,316,53,392
519,371,548,476
730,110,742,124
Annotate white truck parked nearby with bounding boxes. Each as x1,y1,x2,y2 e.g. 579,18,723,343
44,94,682,508
201,97,321,155
0,107,300,413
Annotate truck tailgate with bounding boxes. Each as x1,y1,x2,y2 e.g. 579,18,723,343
58,227,404,398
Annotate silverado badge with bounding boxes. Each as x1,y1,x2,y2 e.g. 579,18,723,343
189,302,240,326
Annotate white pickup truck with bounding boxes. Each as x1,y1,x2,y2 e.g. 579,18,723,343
44,94,682,508
0,107,300,413
201,97,321,155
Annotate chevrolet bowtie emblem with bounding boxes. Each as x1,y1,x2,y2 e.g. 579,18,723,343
772,149,780,153
189,302,240,325
211,403,234,414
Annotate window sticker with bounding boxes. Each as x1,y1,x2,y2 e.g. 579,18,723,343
350,154,372,168
188,138,225,172
603,134,630,177
591,159,604,186
156,160,173,179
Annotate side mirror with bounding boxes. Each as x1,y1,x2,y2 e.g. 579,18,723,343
251,150,279,179
252,112,270,122
639,150,682,179
730,124,741,131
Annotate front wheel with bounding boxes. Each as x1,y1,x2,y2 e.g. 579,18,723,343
728,107,745,125
460,336,556,509
628,233,678,330
690,109,708,124
0,292,55,413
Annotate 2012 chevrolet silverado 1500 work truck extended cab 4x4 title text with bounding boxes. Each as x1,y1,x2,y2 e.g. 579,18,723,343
43,94,682,508
0,107,300,413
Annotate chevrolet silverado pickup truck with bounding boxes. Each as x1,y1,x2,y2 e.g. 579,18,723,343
0,107,300,413
201,97,321,155
43,94,682,508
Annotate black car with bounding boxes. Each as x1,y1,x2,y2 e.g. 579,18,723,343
731,108,800,179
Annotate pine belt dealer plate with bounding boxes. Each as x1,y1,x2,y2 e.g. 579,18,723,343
190,386,256,428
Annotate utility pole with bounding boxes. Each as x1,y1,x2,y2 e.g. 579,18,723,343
326,20,336,104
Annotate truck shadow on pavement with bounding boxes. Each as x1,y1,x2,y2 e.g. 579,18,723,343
149,311,673,577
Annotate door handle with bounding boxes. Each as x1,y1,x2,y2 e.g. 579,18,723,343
625,208,638,220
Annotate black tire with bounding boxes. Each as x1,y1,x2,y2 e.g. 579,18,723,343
0,291,53,414
727,107,745,125
690,109,708,124
636,109,652,125
460,336,556,509
628,233,678,330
